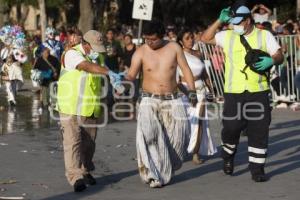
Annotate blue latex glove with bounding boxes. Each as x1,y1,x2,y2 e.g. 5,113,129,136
118,72,127,80
254,56,274,71
218,7,232,23
108,70,121,82
108,70,125,93
112,81,125,94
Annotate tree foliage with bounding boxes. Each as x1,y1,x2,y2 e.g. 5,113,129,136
0,0,299,30
1,0,66,7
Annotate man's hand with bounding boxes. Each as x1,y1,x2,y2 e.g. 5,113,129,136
108,70,125,94
254,56,274,71
218,7,232,24
188,90,198,107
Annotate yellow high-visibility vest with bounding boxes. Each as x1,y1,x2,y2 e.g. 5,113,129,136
223,27,269,93
56,44,102,117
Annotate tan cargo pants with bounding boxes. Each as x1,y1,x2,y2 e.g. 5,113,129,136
60,113,98,185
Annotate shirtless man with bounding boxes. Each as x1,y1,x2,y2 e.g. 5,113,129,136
125,20,196,188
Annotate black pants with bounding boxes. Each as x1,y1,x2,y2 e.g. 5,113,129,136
221,91,271,175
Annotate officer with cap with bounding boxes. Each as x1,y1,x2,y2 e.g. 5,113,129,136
56,30,123,192
201,4,284,182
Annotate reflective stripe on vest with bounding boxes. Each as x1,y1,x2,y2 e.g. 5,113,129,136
56,44,102,117
223,28,270,93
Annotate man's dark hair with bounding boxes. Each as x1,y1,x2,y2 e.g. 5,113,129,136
261,21,274,33
142,20,166,38
124,34,133,39
284,23,294,34
106,28,115,34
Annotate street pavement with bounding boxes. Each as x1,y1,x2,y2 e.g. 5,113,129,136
0,81,300,200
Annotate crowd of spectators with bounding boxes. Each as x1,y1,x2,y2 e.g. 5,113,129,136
1,3,300,114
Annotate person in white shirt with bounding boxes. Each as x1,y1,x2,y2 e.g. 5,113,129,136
251,4,272,24
177,28,217,165
57,30,124,193
0,48,27,106
201,4,283,182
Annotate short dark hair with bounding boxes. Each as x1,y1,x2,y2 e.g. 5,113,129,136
106,28,115,34
142,20,166,38
262,21,273,32
284,23,294,34
124,34,133,39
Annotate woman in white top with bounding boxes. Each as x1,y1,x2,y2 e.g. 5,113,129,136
177,28,217,164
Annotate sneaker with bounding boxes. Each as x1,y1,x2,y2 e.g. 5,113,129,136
83,174,96,185
73,179,86,192
149,179,162,188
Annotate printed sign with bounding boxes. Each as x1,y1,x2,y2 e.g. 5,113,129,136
132,0,154,21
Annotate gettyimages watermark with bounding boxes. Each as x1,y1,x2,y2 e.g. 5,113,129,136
49,77,268,128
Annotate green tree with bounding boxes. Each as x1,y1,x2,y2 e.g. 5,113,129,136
1,0,67,26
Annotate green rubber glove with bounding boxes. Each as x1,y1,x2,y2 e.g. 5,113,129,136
218,7,231,23
254,56,274,71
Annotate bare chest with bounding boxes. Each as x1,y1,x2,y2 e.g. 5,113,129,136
142,48,177,73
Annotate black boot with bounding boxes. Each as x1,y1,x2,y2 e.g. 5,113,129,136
84,174,96,185
252,173,268,182
73,179,87,192
250,164,268,182
223,159,234,175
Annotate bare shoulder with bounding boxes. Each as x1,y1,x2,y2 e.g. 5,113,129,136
163,41,182,53
166,41,181,49
134,44,147,55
